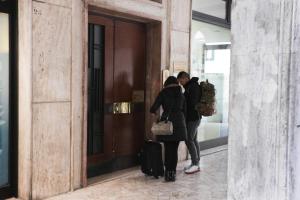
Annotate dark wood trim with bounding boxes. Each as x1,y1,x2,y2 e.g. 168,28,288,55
192,10,230,29
199,136,228,151
0,0,18,198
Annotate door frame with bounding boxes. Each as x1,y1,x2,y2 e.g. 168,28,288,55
0,0,18,199
82,6,163,186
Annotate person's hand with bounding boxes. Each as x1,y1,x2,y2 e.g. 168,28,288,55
151,113,160,123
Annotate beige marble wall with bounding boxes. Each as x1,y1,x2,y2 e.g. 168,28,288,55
168,0,192,161
18,0,192,199
71,0,85,191
18,0,33,199
31,1,72,199
32,103,71,199
168,0,191,73
32,2,71,103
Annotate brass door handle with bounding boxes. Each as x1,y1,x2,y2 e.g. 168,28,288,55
113,103,119,114
113,102,132,114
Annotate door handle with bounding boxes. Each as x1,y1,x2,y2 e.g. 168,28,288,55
113,102,132,114
113,103,119,114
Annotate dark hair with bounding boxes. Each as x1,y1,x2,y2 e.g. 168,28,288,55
163,76,178,87
177,71,190,79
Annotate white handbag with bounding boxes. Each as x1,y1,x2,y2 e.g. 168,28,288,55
151,120,173,136
151,94,176,136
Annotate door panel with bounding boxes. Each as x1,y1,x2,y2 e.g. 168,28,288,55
114,20,146,157
88,16,114,165
87,15,146,176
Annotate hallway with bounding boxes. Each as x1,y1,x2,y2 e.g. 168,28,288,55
48,146,227,200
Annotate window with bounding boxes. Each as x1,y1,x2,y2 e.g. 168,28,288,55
0,11,10,189
191,0,231,149
0,0,17,198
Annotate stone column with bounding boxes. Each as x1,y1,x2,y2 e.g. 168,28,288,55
18,0,32,199
288,1,300,199
31,1,72,199
168,0,191,73
168,0,192,161
228,0,300,199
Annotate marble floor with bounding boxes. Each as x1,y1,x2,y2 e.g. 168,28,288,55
48,146,228,200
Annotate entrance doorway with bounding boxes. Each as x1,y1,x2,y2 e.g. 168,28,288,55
87,14,146,177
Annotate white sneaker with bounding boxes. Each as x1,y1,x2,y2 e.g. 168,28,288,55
184,164,193,171
184,165,200,174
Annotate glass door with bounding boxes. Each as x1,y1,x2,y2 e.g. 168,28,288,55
0,11,10,190
191,20,231,150
0,0,17,198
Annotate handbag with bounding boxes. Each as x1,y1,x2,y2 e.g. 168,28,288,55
151,99,175,136
151,120,173,136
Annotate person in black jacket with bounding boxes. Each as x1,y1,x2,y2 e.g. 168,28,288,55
177,71,201,174
150,76,187,182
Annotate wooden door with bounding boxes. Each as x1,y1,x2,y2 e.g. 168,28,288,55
113,20,146,167
87,15,146,177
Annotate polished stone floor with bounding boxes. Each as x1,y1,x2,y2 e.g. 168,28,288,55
48,146,228,200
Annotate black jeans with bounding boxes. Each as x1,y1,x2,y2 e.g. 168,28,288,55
163,141,180,171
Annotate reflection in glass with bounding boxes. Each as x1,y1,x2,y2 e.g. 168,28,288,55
0,12,10,187
192,0,226,19
191,20,230,142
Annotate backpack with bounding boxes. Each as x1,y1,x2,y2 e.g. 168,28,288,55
195,79,216,116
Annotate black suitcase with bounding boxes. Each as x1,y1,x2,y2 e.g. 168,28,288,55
139,141,164,178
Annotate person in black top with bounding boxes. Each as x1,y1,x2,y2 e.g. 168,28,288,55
177,71,201,174
150,76,187,182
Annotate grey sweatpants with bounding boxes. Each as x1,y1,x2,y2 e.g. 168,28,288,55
185,119,201,165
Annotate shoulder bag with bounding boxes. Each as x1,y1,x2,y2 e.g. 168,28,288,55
151,100,175,136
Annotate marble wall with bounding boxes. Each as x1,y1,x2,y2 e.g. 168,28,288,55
288,0,300,199
169,0,191,72
31,1,72,199
228,0,300,199
18,0,33,198
18,0,192,199
168,0,192,162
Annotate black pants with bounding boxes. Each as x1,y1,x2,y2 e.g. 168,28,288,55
163,141,180,171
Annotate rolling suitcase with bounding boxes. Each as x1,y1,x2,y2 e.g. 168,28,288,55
140,141,164,178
